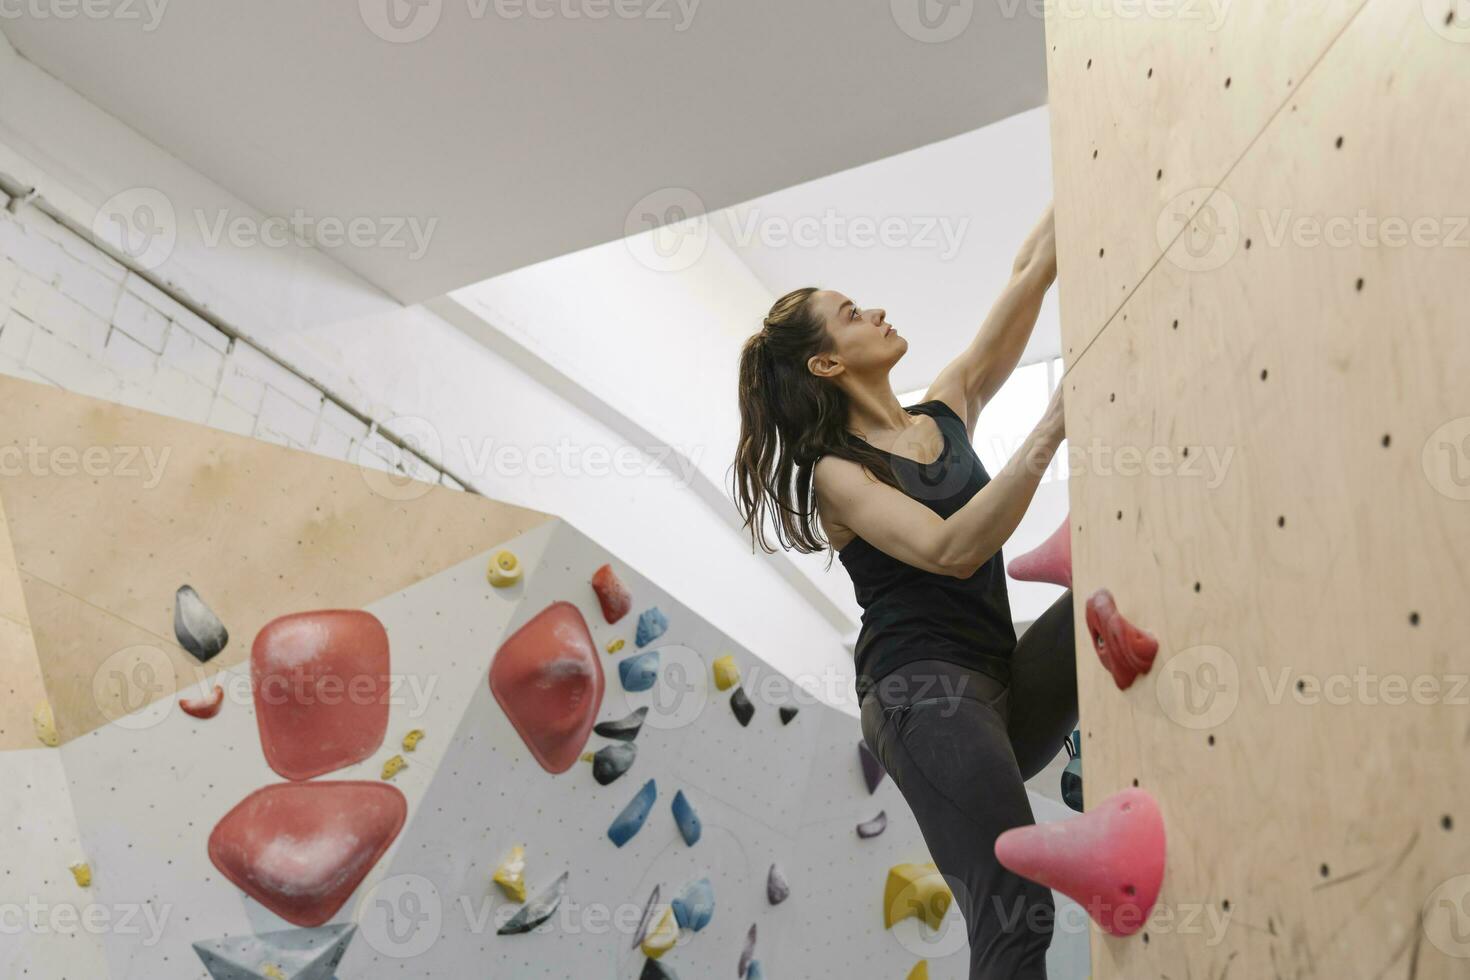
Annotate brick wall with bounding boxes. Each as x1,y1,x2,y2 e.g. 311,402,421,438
0,197,459,490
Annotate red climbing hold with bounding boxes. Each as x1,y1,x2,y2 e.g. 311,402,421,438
1007,516,1072,588
1085,590,1158,690
180,684,225,719
490,600,605,773
252,610,392,781
208,781,407,927
591,564,632,624
994,787,1165,937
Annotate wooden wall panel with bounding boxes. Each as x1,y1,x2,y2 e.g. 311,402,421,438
1051,0,1470,975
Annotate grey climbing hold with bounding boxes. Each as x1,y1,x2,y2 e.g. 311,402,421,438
497,871,569,935
175,585,228,663
672,789,701,846
1062,729,1083,812
779,705,799,725
620,651,661,692
739,923,757,977
595,707,649,742
632,884,661,950
593,741,637,785
635,607,668,647
609,779,658,847
859,741,885,794
192,923,354,980
857,811,888,839
672,877,714,932
766,863,790,905
730,687,754,727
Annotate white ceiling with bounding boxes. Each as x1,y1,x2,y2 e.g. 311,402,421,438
714,105,1062,393
0,0,1046,305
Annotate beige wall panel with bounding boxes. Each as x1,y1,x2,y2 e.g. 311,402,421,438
1043,0,1369,360
1056,0,1470,975
0,376,552,743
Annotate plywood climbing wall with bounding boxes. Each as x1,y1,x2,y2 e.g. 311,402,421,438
0,375,1091,978
1047,0,1470,976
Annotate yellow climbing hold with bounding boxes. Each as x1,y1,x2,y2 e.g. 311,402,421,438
402,729,425,752
381,755,407,781
905,961,930,980
487,550,522,587
712,654,740,691
68,862,91,887
493,845,528,902
262,966,286,980
884,862,952,930
33,701,58,747
606,638,625,654
580,752,595,764
641,907,678,959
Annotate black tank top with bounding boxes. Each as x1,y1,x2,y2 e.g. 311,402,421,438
836,400,1017,700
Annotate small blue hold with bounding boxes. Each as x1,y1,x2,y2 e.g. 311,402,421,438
609,779,657,848
671,877,714,932
618,650,660,692
746,961,764,980
635,607,668,647
672,790,701,846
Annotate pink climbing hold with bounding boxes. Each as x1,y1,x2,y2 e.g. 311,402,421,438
490,601,606,773
590,564,632,624
252,610,392,781
994,787,1165,937
208,781,407,927
1085,590,1159,691
1007,516,1072,588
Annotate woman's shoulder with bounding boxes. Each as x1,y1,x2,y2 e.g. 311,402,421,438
906,398,966,426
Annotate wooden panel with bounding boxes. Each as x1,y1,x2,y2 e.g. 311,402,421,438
1043,0,1367,359
0,492,49,751
0,375,552,743
1054,0,1470,976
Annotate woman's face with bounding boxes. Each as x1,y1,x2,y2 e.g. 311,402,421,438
809,289,907,379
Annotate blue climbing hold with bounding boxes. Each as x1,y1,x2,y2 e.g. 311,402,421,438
672,790,702,846
619,651,661,692
635,607,669,647
609,779,658,847
672,877,715,932
746,961,765,980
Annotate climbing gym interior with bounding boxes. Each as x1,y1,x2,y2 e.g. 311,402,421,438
0,1,1465,978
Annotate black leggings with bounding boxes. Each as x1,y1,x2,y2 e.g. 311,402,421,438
859,591,1078,980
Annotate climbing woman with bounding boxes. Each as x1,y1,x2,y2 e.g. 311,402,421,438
733,204,1076,979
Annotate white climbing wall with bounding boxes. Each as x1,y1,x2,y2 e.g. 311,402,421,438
0,375,1089,979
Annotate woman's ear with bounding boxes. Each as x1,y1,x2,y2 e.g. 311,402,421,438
807,352,843,380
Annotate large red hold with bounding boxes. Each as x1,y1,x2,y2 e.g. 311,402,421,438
208,781,407,927
252,610,391,781
1085,590,1159,690
1007,515,1072,588
591,564,632,624
490,601,605,774
995,788,1166,937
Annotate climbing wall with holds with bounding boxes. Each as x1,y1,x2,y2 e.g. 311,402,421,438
1045,0,1470,976
0,375,1090,978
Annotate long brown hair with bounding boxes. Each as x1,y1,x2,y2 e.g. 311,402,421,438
733,287,899,554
